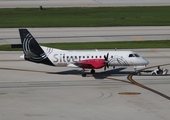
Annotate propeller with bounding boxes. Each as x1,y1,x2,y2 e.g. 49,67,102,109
104,53,109,70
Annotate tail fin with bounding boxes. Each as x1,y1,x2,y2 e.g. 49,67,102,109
19,29,54,66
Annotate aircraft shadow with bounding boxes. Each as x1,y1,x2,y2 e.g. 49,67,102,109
92,68,131,79
47,70,81,75
47,67,132,79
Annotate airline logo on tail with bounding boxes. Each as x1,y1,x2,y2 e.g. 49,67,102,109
19,29,54,66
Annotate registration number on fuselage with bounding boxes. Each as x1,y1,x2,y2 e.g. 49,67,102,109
57,62,68,66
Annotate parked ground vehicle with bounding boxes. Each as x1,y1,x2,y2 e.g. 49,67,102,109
136,66,169,76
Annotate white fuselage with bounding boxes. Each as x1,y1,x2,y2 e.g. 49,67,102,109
41,46,149,68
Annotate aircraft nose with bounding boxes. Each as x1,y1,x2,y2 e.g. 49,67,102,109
143,58,149,65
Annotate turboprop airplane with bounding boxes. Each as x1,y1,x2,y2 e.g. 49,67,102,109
19,29,149,77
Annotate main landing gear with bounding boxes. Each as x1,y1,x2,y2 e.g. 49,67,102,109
91,69,95,74
82,69,95,77
82,72,86,77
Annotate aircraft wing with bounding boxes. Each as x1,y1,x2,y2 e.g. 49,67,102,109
74,62,94,68
73,59,105,69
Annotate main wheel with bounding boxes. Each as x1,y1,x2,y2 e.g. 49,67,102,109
91,69,95,74
82,73,86,77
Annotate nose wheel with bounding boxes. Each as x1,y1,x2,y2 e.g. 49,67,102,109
82,69,86,77
82,73,86,77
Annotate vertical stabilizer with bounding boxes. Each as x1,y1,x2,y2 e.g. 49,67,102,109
19,29,54,66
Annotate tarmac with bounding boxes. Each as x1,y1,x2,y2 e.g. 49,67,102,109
1,27,170,45
0,49,170,120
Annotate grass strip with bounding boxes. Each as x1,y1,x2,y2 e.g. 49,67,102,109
0,40,170,51
0,6,170,27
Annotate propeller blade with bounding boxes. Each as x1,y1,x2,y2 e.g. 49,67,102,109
106,63,109,68
104,55,107,61
104,53,109,70
106,53,109,60
104,53,109,61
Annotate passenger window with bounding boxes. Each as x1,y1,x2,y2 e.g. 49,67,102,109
91,56,93,58
96,56,98,58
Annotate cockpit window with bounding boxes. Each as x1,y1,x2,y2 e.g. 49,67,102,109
129,54,135,57
134,54,140,57
129,54,140,57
